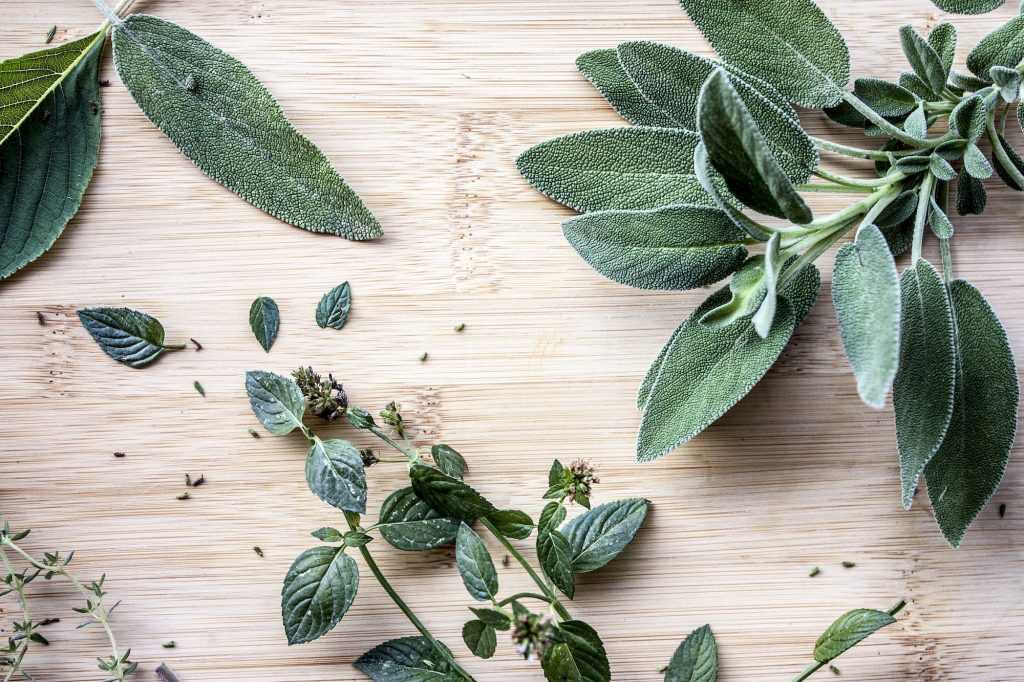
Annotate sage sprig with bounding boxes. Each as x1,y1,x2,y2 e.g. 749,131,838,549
517,0,1022,547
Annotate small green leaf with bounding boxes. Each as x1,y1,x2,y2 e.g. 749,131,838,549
904,105,928,139
281,546,358,645
751,233,782,339
542,643,582,682
853,78,919,117
697,70,812,223
950,96,987,143
929,199,955,239
112,15,380,239
990,65,1021,101
562,498,649,574
930,155,957,182
575,49,676,127
462,620,497,659
409,465,497,520
678,0,850,107
311,527,343,543
963,144,994,179
470,607,512,630
899,26,947,96
455,523,498,602
431,444,467,479
306,438,366,513
925,280,1019,547
245,370,306,435
664,624,717,682
249,296,280,352
315,282,351,330
377,487,459,552
537,526,575,599
542,621,611,682
487,509,534,540
77,307,182,368
343,531,373,548
930,0,1004,13
813,609,896,663
967,15,1024,78
831,225,901,409
354,636,456,681
561,205,749,291
893,259,956,509
956,169,988,215
540,501,569,534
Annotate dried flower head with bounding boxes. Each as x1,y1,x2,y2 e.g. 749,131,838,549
568,457,599,504
379,401,405,437
511,611,557,660
292,367,348,421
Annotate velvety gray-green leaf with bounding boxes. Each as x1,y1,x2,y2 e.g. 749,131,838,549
893,259,956,509
432,444,467,480
455,523,498,602
561,498,649,574
316,282,351,330
963,143,993,179
544,621,611,682
899,26,947,96
354,636,456,681
693,144,774,241
537,527,575,599
249,296,279,352
929,24,958,76
925,280,1019,547
664,624,717,682
378,487,460,552
853,78,919,117
462,620,496,660
967,15,1024,77
751,233,781,339
990,65,1021,101
575,49,676,127
245,370,306,435
697,70,812,223
930,0,1004,13
678,0,850,107
516,127,710,213
112,15,380,239
813,609,896,663
956,169,988,215
561,205,748,291
77,307,179,368
929,198,955,239
306,438,366,513
409,465,496,520
993,134,1024,189
0,32,104,281
831,225,901,409
487,509,534,540
281,546,358,644
950,96,987,143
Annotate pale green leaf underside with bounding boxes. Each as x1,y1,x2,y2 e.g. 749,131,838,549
813,609,895,663
249,296,280,352
0,32,104,281
665,624,718,682
245,370,306,435
281,546,358,645
561,498,649,574
306,438,367,513
316,281,351,329
112,14,381,239
355,636,456,681
576,49,677,127
455,523,499,602
378,487,459,552
77,306,172,368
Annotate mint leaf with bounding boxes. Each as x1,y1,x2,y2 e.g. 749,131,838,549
542,643,582,682
455,523,498,602
354,636,456,681
925,280,1019,547
409,465,496,520
576,49,676,127
664,624,717,682
469,607,512,630
537,526,575,599
377,487,459,552
306,438,366,513
281,546,358,644
249,296,280,352
562,498,649,574
77,307,182,368
462,620,497,659
967,15,1024,78
245,370,306,435
813,609,896,663
311,527,343,543
112,15,381,240
0,32,104,281
542,621,611,682
486,509,534,540
432,444,467,480
315,282,351,330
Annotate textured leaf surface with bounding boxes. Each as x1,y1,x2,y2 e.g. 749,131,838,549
461,620,496,659
378,487,459,552
516,127,711,212
831,225,901,408
637,264,820,462
678,0,850,107
281,546,358,644
249,296,280,352
316,282,351,330
431,444,467,480
487,509,534,540
956,169,987,215
0,32,103,280
455,524,498,602
930,0,1004,12
538,526,575,599
78,307,177,368
112,15,380,239
542,621,610,682
409,465,497,520
575,49,676,127
925,280,1019,547
561,498,649,574
813,609,895,663
561,205,748,290
899,26,947,96
354,636,456,681
664,625,717,682
893,260,956,509
245,370,306,435
852,78,919,117
967,15,1024,77
306,438,367,513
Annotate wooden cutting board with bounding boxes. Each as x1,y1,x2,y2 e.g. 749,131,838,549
1,0,1022,679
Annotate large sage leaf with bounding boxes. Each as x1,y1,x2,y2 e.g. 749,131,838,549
455,523,498,602
516,127,711,213
78,307,183,368
637,264,820,462
678,0,850,107
930,0,1004,12
966,15,1024,78
0,32,104,281
306,438,366,513
281,546,358,644
575,49,676,127
245,370,306,435
316,282,351,330
893,259,956,509
112,15,381,239
561,205,749,290
378,487,459,552
831,225,901,409
249,296,280,352
561,498,649,574
925,280,1019,547
541,621,611,682
616,41,817,183
664,624,717,682
409,465,497,520
354,636,458,681
812,609,895,663
697,70,812,223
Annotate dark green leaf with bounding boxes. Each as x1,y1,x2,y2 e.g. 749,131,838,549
315,282,351,330
967,15,1024,77
431,444,467,480
543,621,611,682
925,280,1019,547
537,527,575,599
377,487,459,552
561,498,649,574
306,438,367,513
462,620,497,659
950,70,990,91
894,155,931,175
930,155,957,181
899,26,947,96
249,296,279,352
561,205,748,291
539,501,568,534
853,78,919,117
956,169,988,215
930,0,1004,13
575,49,676,127
893,259,956,508
455,523,498,602
542,643,582,682
77,307,180,368
900,73,934,101
281,546,358,644
693,144,774,241
993,134,1024,189
245,370,306,435
664,624,717,682
549,460,566,487
409,465,497,520
354,636,457,681
876,191,919,229
487,509,534,540
311,527,343,543
470,607,512,630
950,96,987,143
112,15,380,239
343,531,373,548
813,609,896,663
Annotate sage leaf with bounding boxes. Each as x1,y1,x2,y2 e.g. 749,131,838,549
956,169,988,215
537,526,575,599
693,144,773,241
245,370,306,435
112,15,381,239
930,155,957,182
904,104,928,139
305,438,367,514
637,264,820,461
993,134,1024,190
812,609,896,663
950,96,986,143
967,15,1024,78
853,78,919,117
249,296,279,352
752,233,782,338
78,307,183,368
575,49,676,127
354,636,457,681
432,444,467,480
455,523,498,602
281,546,358,645
516,127,711,213
561,205,749,291
698,254,769,328
929,24,958,75
899,26,947,96
315,282,351,330
697,70,812,223
930,0,1004,12
831,225,901,409
893,259,956,509
0,32,104,281
561,498,649,574
990,65,1021,101
487,509,534,540
462,620,497,659
378,487,459,552
963,143,994,179
542,621,611,682
929,199,955,239
925,280,1019,547
678,0,850,107
664,624,717,682
409,465,497,520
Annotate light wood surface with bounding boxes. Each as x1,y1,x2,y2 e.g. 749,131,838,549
2,1,1023,680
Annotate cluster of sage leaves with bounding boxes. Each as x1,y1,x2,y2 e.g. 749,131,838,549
517,0,1024,547
0,0,379,283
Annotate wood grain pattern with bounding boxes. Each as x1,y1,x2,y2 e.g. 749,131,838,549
2,1,1023,679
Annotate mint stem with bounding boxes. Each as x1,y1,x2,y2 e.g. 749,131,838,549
496,592,554,607
479,517,571,621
